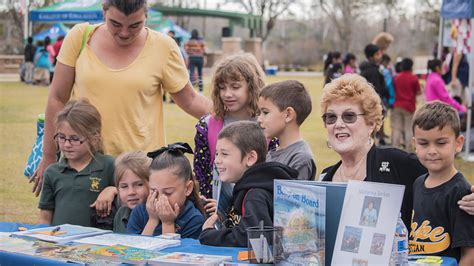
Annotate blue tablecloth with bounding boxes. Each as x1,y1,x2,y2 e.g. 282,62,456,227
0,222,245,265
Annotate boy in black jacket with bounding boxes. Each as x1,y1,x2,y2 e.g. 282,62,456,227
199,121,298,247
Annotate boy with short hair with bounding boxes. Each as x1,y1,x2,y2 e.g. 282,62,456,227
410,101,474,264
257,80,316,180
199,121,298,247
392,57,421,151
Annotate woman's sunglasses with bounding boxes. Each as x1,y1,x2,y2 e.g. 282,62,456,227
322,111,366,125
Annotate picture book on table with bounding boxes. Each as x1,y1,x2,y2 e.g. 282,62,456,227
148,252,232,265
90,245,166,264
296,180,347,265
74,233,181,250
11,224,110,243
332,180,405,265
274,180,326,266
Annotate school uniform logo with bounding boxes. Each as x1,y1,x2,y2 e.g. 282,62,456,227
409,219,450,254
89,177,102,192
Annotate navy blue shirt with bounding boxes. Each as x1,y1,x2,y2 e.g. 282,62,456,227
127,200,204,239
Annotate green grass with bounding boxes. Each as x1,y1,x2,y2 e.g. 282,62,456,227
1,77,473,224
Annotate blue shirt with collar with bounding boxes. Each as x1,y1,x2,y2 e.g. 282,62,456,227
127,200,204,239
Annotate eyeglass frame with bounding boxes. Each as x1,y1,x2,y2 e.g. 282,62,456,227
322,111,366,125
53,133,87,146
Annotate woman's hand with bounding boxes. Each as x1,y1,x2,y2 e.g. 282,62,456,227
156,194,179,225
30,155,56,197
91,186,117,217
146,190,160,222
202,214,218,230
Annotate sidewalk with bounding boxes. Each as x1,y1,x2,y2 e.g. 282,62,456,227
0,73,20,82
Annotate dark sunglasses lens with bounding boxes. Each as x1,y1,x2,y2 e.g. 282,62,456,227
324,113,338,124
342,112,358,123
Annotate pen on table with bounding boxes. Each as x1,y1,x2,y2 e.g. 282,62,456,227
50,226,61,235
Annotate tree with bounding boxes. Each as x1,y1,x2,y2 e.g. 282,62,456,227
225,0,294,42
313,0,373,52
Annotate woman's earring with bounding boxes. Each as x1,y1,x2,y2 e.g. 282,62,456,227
326,140,333,149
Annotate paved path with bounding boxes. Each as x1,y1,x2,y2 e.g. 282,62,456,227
0,73,20,82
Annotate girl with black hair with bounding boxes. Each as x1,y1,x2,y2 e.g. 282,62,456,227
127,143,206,239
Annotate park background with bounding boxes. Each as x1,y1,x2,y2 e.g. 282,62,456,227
1,76,473,224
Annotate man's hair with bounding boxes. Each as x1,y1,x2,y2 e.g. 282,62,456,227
260,80,312,125
400,58,413,71
412,101,461,137
218,121,267,164
103,0,147,15
27,37,33,44
364,44,380,59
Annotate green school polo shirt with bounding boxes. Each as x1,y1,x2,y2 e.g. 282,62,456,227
38,153,115,227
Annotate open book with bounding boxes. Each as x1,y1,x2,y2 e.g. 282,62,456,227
11,224,110,243
74,233,181,250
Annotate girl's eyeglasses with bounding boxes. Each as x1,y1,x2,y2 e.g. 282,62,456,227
54,134,86,146
322,111,366,125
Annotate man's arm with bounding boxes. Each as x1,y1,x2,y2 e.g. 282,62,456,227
170,83,212,119
30,62,75,196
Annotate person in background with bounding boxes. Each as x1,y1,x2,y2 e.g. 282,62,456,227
380,54,395,108
127,143,205,239
185,29,206,93
391,58,420,151
343,53,357,74
323,51,342,85
53,35,64,65
425,59,466,113
359,44,389,145
410,101,474,264
113,151,151,233
33,40,51,86
324,63,343,84
44,36,56,83
258,80,316,180
24,36,37,84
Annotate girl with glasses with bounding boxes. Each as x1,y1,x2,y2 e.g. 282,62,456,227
38,99,116,228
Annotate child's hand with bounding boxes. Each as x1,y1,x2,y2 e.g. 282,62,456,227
146,190,160,222
156,194,179,225
202,214,218,230
91,186,117,217
200,195,217,215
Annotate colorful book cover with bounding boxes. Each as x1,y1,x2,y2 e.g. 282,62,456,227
297,181,347,265
149,252,232,265
90,245,166,264
274,180,326,265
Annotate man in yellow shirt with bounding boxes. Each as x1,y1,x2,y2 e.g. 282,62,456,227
31,0,211,196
